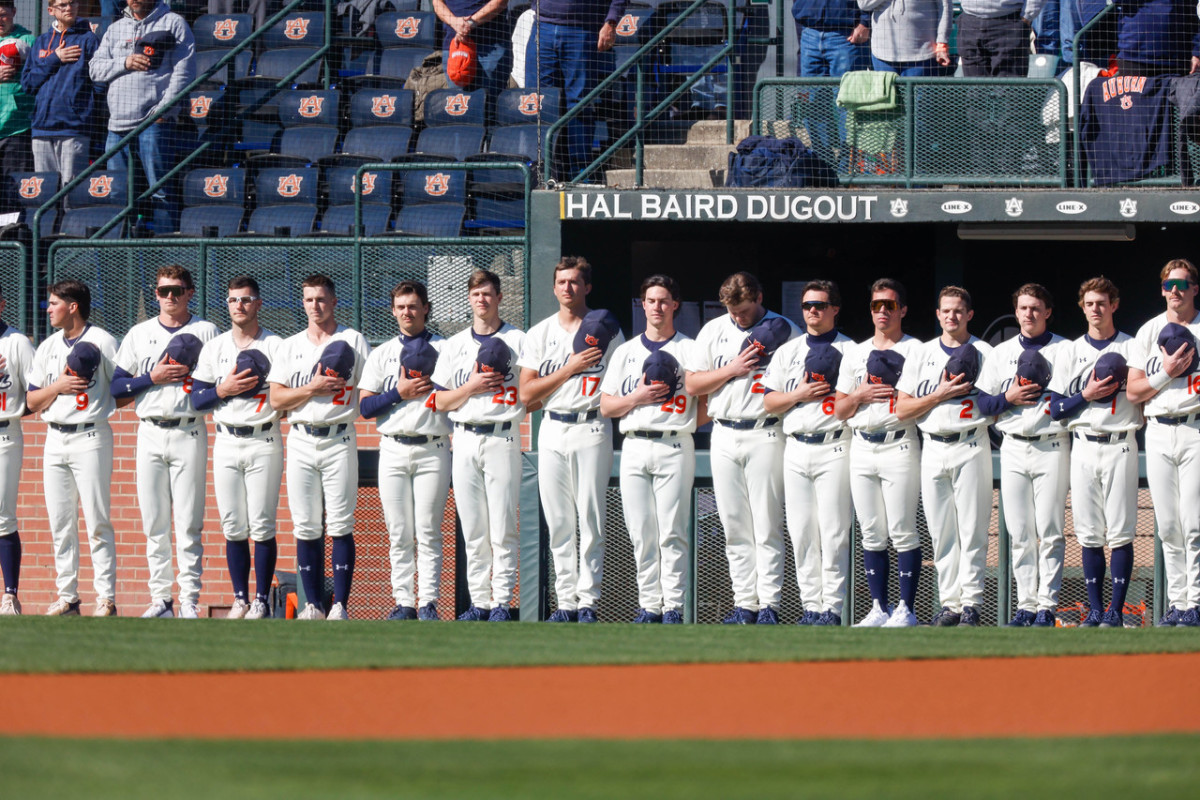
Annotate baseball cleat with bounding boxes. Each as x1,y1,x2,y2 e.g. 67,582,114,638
632,608,662,623
46,598,81,616
1005,609,1036,627
959,607,981,627
756,606,779,625
547,608,578,623
882,600,918,628
1079,608,1103,627
1177,607,1200,627
931,607,961,627
1032,610,1057,628
1157,606,1183,627
795,610,822,626
0,592,20,615
245,599,270,619
457,605,490,621
140,599,173,619
93,598,117,617
577,607,598,624
417,602,439,621
662,609,683,624
326,602,348,621
297,603,325,620
1098,608,1124,628
814,611,842,627
179,603,202,620
386,605,418,621
853,600,891,628
227,599,249,619
721,607,757,625
488,605,513,622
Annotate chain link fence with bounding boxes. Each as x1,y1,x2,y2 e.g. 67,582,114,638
0,244,28,334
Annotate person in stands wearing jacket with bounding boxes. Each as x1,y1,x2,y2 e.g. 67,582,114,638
0,2,35,176
89,0,195,233
857,0,953,75
794,0,870,78
21,0,100,191
1115,0,1200,76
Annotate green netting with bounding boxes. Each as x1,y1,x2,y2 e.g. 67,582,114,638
0,243,28,334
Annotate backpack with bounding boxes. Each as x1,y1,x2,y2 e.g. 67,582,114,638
726,136,838,188
405,50,450,125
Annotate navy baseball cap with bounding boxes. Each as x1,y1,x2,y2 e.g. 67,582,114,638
317,340,356,380
1157,322,1199,375
400,338,439,380
643,349,681,401
1093,352,1128,387
741,317,792,367
234,349,270,397
1016,349,1052,388
65,342,102,382
944,343,981,385
162,333,203,372
475,336,511,377
865,349,905,387
134,30,177,70
573,309,621,354
803,343,841,387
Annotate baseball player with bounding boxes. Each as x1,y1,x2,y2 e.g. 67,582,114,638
976,283,1070,627
359,280,451,621
1048,277,1142,628
518,256,624,623
26,280,119,617
761,280,853,626
835,278,924,627
895,287,994,628
113,266,218,619
1126,259,1200,627
431,269,526,622
599,274,701,624
190,276,283,620
686,272,799,625
0,284,34,615
268,274,370,621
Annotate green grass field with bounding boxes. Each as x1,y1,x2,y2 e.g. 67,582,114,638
1,736,1197,799
0,617,1198,673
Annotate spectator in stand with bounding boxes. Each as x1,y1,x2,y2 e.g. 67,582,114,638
21,0,100,190
1114,0,1199,76
957,0,1046,77
433,0,513,109
794,0,871,78
90,0,195,234
525,0,625,178
857,0,952,75
0,2,35,176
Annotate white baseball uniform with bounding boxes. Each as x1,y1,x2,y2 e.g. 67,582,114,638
600,333,700,615
691,311,800,613
896,336,994,614
116,316,219,605
267,326,370,542
193,329,284,545
761,330,854,616
360,332,451,609
1131,312,1200,610
31,324,119,603
0,324,33,539
837,336,924,554
977,333,1071,614
518,315,624,612
431,323,526,609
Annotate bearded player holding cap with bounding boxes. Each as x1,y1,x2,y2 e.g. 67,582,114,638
1127,259,1200,627
360,280,451,622
1048,277,1141,628
519,256,624,623
191,276,284,620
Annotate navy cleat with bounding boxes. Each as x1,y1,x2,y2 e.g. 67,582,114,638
1178,607,1200,627
457,605,490,621
931,607,962,627
756,606,779,625
795,610,822,626
488,605,513,622
1079,608,1103,627
386,604,417,621
959,606,980,627
1006,609,1036,627
813,611,842,627
1032,610,1057,627
632,608,663,623
1157,606,1183,627
722,607,757,625
1098,608,1124,628
662,609,683,624
417,602,439,621
577,607,598,624
547,608,578,623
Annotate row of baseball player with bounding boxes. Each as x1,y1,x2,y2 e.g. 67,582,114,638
0,257,1196,626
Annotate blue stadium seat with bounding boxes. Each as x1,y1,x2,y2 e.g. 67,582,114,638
319,165,394,235
394,203,466,237
469,88,559,193
415,90,487,160
375,11,438,49
57,172,129,239
330,88,415,162
248,90,341,168
191,13,254,84
174,168,246,237
7,172,58,236
236,12,326,88
401,165,467,207
465,196,525,232
245,168,318,235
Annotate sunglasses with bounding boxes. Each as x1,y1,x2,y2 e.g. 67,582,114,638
801,301,831,312
227,295,258,306
156,285,188,298
870,299,899,312
1163,278,1192,292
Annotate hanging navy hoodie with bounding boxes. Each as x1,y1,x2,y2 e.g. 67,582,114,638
20,19,100,138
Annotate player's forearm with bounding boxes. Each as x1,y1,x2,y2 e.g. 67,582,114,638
1048,391,1087,421
832,392,859,421
111,368,153,399
518,367,570,407
433,385,474,413
761,389,795,415
269,382,314,412
684,368,733,397
1125,370,1159,405
26,385,60,414
359,388,402,419
894,391,937,422
600,392,638,418
190,379,221,411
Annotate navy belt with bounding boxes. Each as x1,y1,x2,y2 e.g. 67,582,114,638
627,430,679,439
388,434,442,445
791,429,843,445
1073,430,1130,444
0,420,9,429
856,429,906,444
219,422,274,438
714,417,780,430
49,422,94,433
144,416,199,429
1008,432,1060,442
457,421,513,435
1154,413,1200,426
548,410,599,424
298,423,349,437
926,429,981,444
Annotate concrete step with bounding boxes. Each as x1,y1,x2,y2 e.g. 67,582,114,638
604,168,725,189
643,143,736,171
686,119,752,145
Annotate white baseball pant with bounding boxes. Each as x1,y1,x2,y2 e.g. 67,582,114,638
43,426,117,602
1071,434,1138,549
0,424,21,534
452,426,521,607
849,433,921,553
922,431,993,613
538,417,612,611
213,429,283,543
286,427,359,541
1000,435,1069,613
783,432,852,616
711,424,786,611
1144,421,1200,608
379,435,451,607
138,420,208,604
619,433,694,615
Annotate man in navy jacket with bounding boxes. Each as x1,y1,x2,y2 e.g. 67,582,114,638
1115,0,1200,76
792,0,869,77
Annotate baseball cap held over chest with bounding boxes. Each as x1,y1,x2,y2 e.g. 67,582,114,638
234,349,271,397
162,333,204,371
475,336,511,376
1157,322,1199,375
944,343,981,385
742,317,792,367
1015,349,1052,388
865,348,904,387
1092,351,1128,388
804,343,841,387
317,340,356,380
134,30,177,70
447,36,477,88
574,309,621,354
643,349,681,401
66,342,102,382
401,337,439,380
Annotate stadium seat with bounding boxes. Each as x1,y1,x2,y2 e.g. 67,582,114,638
394,203,466,237
247,90,341,168
236,12,326,88
5,172,59,236
375,10,438,50
172,168,246,237
244,168,318,235
468,88,559,194
329,88,416,163
191,13,253,85
56,172,129,239
392,166,466,237
465,196,526,233
317,166,393,235
415,90,487,160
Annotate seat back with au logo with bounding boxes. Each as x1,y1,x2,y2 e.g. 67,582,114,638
6,171,59,233
376,11,438,49
249,168,318,235
179,169,247,237
320,167,394,235
423,89,486,127
350,88,415,127
401,168,466,206
60,171,129,239
193,14,254,50
264,12,326,49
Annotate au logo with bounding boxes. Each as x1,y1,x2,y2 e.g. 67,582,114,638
358,172,377,195
277,174,304,197
213,18,238,41
889,198,907,218
518,93,542,116
444,93,469,116
616,13,638,36
298,95,324,117
203,175,229,198
284,17,309,40
89,175,114,198
190,95,212,118
1005,197,1023,217
424,173,450,196
395,16,421,38
18,176,43,199
371,94,396,118
1119,198,1137,218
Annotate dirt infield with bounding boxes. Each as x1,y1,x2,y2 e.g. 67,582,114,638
5,653,1199,740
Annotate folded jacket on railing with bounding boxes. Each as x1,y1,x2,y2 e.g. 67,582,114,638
836,70,896,112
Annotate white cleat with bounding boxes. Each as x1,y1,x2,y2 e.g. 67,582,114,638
326,602,348,621
0,592,20,615
854,600,891,628
297,603,325,620
93,598,117,617
141,599,174,618
244,598,270,619
227,599,249,619
882,600,919,628
179,602,202,619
